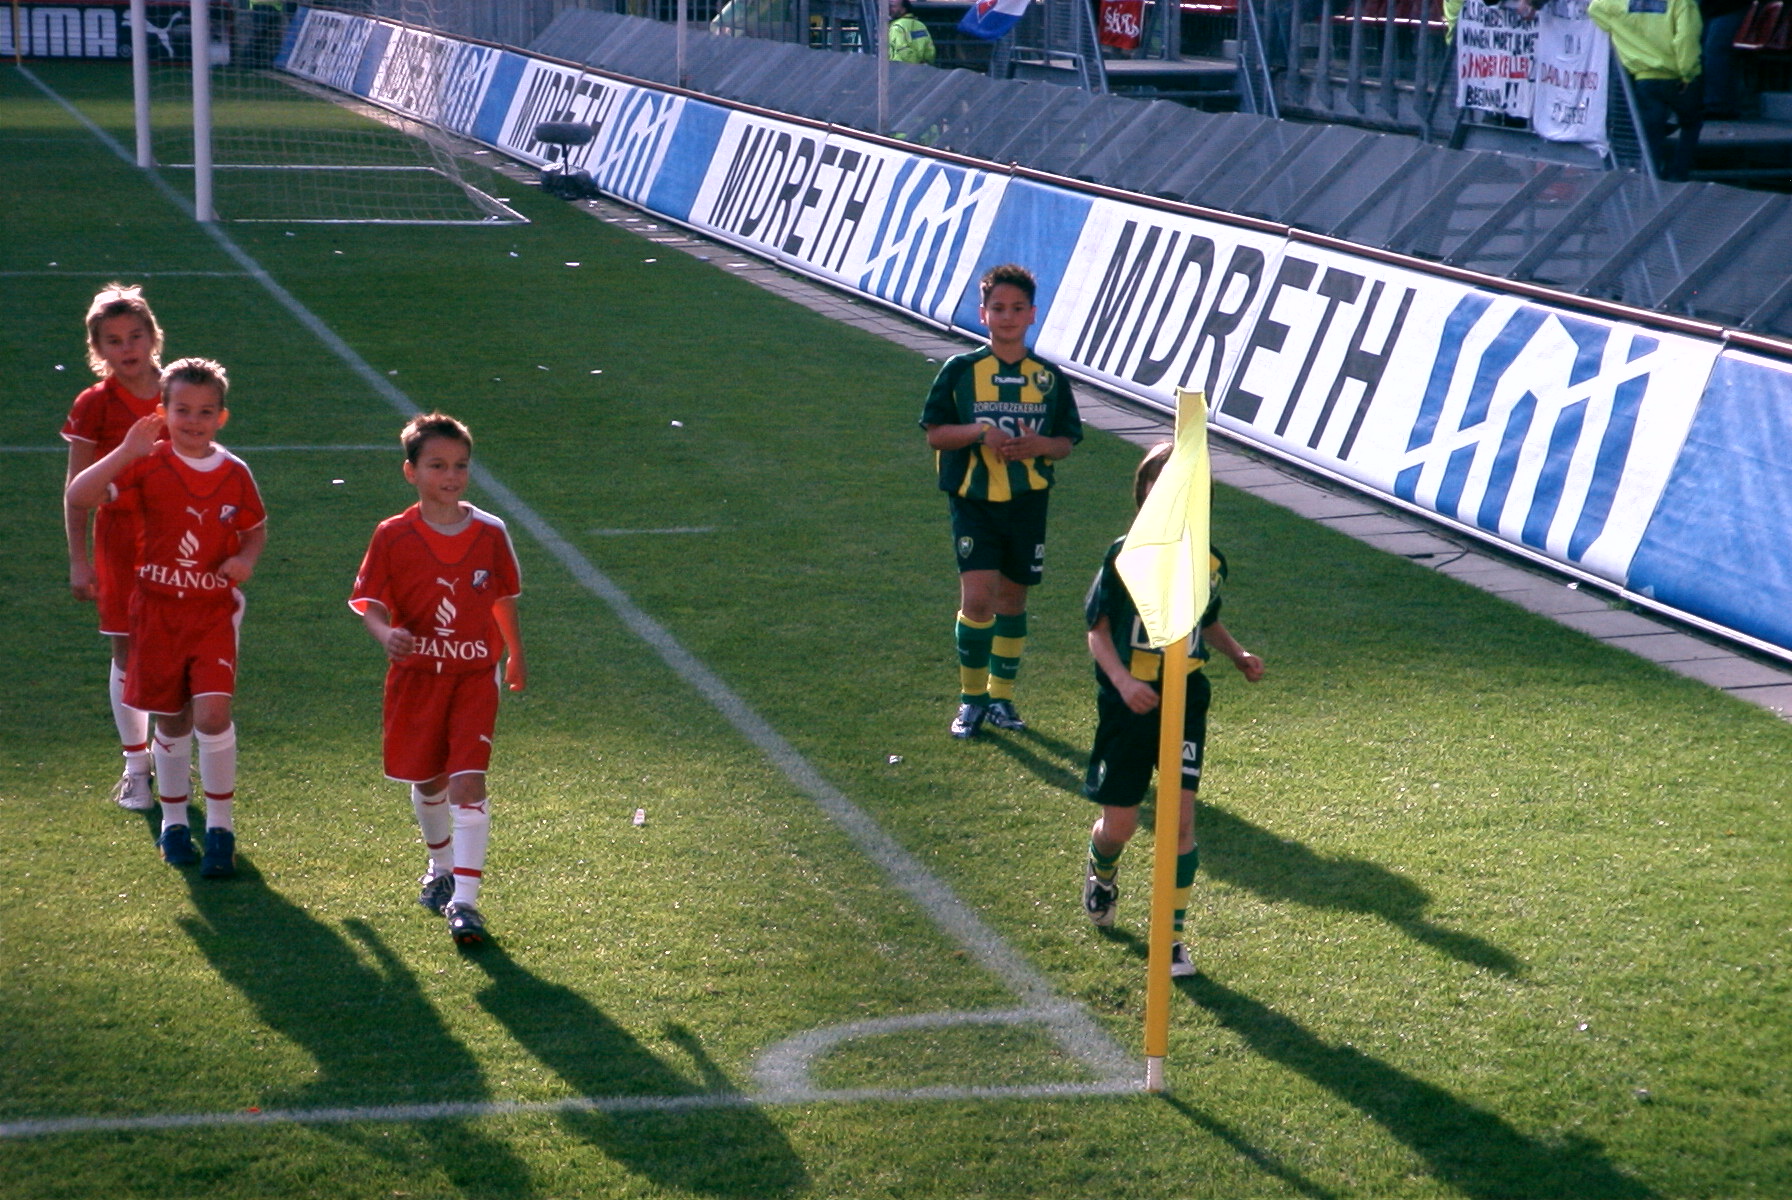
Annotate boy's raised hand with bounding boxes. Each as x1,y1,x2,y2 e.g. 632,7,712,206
120,411,165,458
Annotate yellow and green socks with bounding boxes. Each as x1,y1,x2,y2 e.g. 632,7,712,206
1171,845,1200,934
956,611,995,704
1088,837,1123,883
988,612,1026,702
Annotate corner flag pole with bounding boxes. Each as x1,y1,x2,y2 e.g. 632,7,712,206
1142,625,1189,1090
1113,388,1211,1093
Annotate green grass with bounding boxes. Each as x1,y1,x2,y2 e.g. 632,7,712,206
2,60,1789,1199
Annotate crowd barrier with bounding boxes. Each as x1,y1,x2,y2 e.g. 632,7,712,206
277,7,1792,662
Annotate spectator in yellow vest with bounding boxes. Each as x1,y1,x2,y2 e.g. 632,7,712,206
890,0,937,64
1589,0,1703,180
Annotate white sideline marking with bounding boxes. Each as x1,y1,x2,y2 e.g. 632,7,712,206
17,65,1137,1122
0,1077,1138,1140
2,444,392,453
0,269,251,278
587,526,718,536
754,1009,1115,1101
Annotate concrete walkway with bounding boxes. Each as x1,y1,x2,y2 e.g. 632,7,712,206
559,189,1792,722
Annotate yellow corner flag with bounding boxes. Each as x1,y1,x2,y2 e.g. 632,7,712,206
1115,390,1212,650
1115,390,1211,1093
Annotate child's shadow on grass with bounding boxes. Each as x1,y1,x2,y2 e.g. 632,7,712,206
469,945,808,1198
984,725,1087,794
1177,974,1659,1200
179,870,535,1196
1200,804,1521,976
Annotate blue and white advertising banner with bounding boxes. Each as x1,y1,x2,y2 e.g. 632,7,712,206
1210,244,1719,585
1034,198,1287,411
949,179,1092,340
271,12,1792,656
1628,350,1792,652
281,7,378,94
364,25,507,136
490,59,694,208
685,114,1009,325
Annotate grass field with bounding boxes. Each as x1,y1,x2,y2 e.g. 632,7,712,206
2,61,1788,1200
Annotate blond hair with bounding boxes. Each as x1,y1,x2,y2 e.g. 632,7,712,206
84,283,164,378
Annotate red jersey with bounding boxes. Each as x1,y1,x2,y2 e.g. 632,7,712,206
64,378,166,632
61,376,160,456
110,443,267,601
350,504,522,675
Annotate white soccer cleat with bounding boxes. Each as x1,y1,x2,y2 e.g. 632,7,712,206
111,770,156,811
1083,872,1118,927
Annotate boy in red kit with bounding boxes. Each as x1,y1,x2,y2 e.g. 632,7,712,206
62,284,166,810
67,358,267,878
350,413,525,948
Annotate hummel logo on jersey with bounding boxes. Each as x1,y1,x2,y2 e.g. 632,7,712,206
436,577,457,594
433,597,458,636
991,373,1025,387
176,530,200,565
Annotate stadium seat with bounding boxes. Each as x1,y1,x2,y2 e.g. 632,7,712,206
1735,0,1780,49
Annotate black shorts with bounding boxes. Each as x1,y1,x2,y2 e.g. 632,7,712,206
1083,670,1210,808
948,490,1049,586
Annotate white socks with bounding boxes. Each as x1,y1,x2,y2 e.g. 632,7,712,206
109,661,150,772
411,785,454,875
451,800,490,908
196,725,236,806
153,728,192,813
154,725,237,831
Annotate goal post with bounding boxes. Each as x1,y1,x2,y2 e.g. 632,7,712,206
140,0,525,226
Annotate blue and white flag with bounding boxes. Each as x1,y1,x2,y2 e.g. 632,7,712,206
959,0,1030,40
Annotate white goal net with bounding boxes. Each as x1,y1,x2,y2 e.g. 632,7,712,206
143,0,524,224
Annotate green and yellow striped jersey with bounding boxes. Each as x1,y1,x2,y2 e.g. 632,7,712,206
1085,539,1228,688
919,347,1083,501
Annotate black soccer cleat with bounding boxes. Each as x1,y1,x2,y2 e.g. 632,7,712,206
1083,872,1118,927
445,902,488,947
984,699,1026,731
950,702,988,739
199,828,236,878
418,871,454,915
159,824,199,866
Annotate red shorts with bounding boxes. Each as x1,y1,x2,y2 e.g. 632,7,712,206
382,664,500,784
93,507,141,636
125,589,243,714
